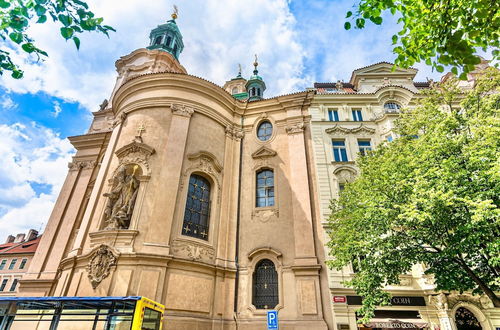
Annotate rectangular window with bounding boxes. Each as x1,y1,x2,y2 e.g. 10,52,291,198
358,140,372,156
339,183,345,193
19,258,27,270
352,109,363,121
328,109,339,121
8,259,17,270
332,140,348,162
0,259,6,270
9,279,18,292
0,279,7,291
256,169,275,207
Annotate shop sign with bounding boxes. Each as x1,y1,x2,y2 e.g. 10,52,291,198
347,296,426,306
333,296,347,303
365,322,426,329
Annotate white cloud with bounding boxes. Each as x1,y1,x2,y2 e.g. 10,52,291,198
0,0,307,110
0,123,74,235
52,100,62,117
0,94,17,110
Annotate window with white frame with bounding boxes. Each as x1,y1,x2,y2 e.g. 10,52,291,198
9,279,18,292
8,259,16,270
358,140,372,156
256,169,275,207
19,259,27,270
328,109,339,121
384,102,401,111
352,109,363,121
332,140,348,162
0,279,7,291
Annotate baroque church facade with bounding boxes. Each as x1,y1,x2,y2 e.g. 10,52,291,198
17,13,499,330
19,14,332,329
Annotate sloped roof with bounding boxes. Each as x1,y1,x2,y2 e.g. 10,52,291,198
0,236,41,255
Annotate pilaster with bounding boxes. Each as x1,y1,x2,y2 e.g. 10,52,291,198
143,103,194,255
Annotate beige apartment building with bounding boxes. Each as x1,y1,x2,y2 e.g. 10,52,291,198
308,61,500,330
0,230,40,296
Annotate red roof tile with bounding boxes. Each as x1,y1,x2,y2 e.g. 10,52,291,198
0,236,41,255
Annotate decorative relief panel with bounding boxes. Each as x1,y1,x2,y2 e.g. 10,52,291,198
171,239,215,262
285,122,305,135
252,208,279,223
86,244,118,289
334,167,357,183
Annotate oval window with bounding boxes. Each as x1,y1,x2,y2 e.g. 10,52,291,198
257,121,273,141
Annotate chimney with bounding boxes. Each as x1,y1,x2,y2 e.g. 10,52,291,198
14,234,25,243
5,235,15,244
27,229,38,241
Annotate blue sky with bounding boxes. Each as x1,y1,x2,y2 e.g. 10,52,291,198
0,0,448,236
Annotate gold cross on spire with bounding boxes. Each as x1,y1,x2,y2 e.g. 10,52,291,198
172,5,178,19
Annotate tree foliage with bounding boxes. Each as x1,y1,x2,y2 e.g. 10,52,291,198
345,0,500,79
0,0,115,78
327,68,500,320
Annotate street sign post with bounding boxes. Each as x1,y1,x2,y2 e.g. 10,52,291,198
267,310,278,329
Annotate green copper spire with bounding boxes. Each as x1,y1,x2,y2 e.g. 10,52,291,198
147,6,184,60
245,55,266,101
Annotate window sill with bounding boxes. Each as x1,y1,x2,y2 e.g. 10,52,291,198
331,161,355,165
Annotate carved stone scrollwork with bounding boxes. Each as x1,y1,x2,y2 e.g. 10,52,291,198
325,124,376,135
115,140,155,175
112,112,127,128
252,208,279,223
447,294,485,310
86,244,118,289
68,160,97,171
285,122,305,135
171,240,215,262
225,125,244,140
171,103,195,117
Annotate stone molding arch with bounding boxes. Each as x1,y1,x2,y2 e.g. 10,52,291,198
252,112,278,144
451,302,491,330
246,247,284,314
114,140,155,177
374,85,414,107
333,166,357,183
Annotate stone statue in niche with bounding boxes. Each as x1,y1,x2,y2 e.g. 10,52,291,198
103,165,140,229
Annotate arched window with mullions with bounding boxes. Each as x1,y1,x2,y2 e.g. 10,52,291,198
256,169,274,207
253,259,278,309
181,174,211,240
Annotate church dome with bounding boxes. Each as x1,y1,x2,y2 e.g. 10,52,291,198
146,11,184,60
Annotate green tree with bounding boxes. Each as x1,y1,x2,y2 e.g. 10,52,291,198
0,0,114,78
344,0,499,79
327,68,500,320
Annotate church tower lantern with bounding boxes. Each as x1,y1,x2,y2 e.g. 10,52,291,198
147,6,184,60
245,55,266,101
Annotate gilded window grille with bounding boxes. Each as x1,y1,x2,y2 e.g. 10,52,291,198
182,174,211,240
252,259,278,309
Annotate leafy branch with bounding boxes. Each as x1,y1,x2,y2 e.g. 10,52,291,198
0,0,115,78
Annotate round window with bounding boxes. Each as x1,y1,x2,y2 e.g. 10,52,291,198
257,121,273,141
